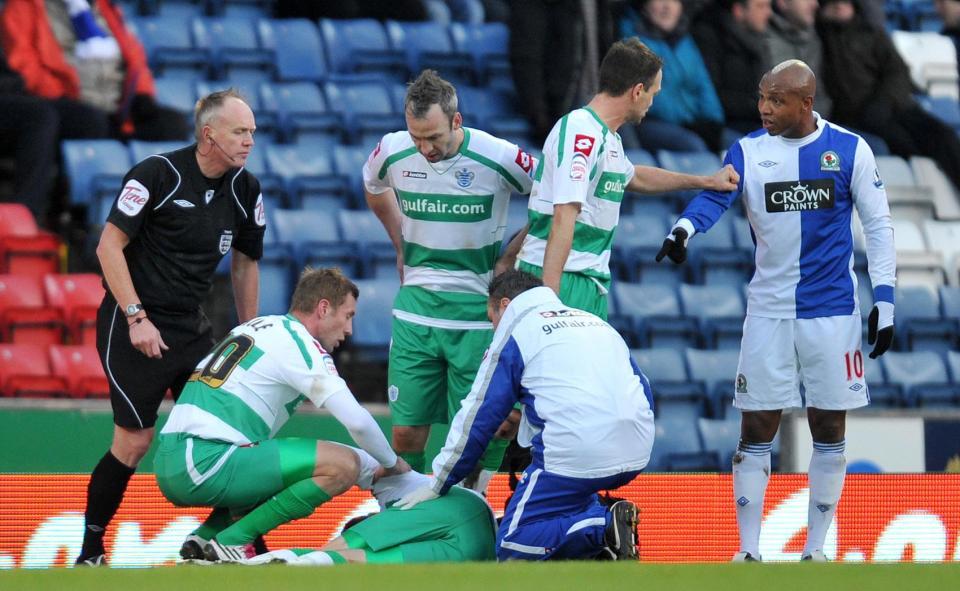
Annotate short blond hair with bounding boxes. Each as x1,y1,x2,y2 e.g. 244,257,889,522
289,267,359,313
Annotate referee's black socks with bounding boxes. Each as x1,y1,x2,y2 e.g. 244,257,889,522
77,451,136,562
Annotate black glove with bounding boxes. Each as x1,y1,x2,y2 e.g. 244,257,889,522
655,227,689,264
867,302,895,359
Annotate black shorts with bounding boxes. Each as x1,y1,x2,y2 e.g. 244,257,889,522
96,295,215,429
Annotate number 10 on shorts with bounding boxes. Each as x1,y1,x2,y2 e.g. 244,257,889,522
844,350,864,381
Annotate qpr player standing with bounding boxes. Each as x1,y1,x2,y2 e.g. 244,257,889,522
656,60,896,562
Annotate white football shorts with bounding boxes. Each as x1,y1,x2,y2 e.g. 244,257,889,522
733,314,870,411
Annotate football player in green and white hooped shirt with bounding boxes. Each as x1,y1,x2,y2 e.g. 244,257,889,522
362,70,536,489
510,38,740,319
154,268,411,562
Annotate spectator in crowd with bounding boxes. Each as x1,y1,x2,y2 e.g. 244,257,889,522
693,0,773,133
620,0,727,151
394,270,650,562
1,0,187,141
0,46,59,224
936,0,960,95
75,89,264,566
818,0,960,190
510,0,618,144
766,0,832,117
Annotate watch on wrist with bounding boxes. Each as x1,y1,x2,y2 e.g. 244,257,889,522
124,303,144,317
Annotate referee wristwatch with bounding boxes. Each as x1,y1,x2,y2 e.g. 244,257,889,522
124,303,144,317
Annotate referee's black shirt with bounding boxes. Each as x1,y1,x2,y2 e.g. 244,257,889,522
106,144,266,315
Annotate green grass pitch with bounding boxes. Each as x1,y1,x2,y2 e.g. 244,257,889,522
1,562,958,591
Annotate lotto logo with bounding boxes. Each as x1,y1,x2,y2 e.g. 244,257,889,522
515,148,533,173
573,134,595,157
117,179,149,217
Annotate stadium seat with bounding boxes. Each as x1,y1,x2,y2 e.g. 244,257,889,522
130,15,209,78
647,413,718,471
919,95,960,130
256,243,296,316
349,277,400,362
272,207,340,251
192,17,274,80
688,215,753,289
318,19,405,78
384,21,473,84
456,86,530,138
264,143,344,206
449,22,510,84
43,274,105,345
891,31,958,98
685,348,740,410
948,350,960,383
0,275,64,345
862,352,902,407
882,351,960,407
423,0,452,24
941,285,960,322
128,141,185,164
48,344,110,399
449,0,486,24
259,81,342,143
656,150,722,203
911,156,960,221
337,210,396,278
896,285,954,352
257,19,327,82
153,76,199,126
697,414,741,470
615,214,678,284
612,282,697,349
892,218,945,289
624,148,657,168
923,220,960,286
678,284,745,349
631,347,705,399
323,80,403,147
0,205,60,277
234,143,285,206
331,144,373,207
0,343,67,398
61,140,131,213
217,0,272,19
875,155,937,224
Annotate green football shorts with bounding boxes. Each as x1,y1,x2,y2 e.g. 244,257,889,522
517,261,609,320
344,487,496,563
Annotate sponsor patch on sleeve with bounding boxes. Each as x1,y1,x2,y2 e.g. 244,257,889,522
515,148,534,174
254,193,266,226
573,134,595,157
322,354,339,376
117,179,149,217
570,153,588,181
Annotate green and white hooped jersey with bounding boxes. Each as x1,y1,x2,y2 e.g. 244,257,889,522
518,107,635,285
363,127,535,329
160,315,349,445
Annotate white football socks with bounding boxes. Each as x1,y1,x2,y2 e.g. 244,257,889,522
804,440,846,557
733,440,773,558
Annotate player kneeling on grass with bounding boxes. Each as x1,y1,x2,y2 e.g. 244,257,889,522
243,471,496,565
154,267,410,562
395,270,654,561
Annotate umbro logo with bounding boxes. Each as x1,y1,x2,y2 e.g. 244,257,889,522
758,160,778,168
173,199,195,208
849,383,864,392
737,496,750,507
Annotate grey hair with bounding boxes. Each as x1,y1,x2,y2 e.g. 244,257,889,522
194,88,247,141
404,69,458,122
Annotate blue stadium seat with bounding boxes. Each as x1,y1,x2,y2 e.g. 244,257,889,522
257,19,327,83
150,0,206,18
631,348,706,412
656,150,722,203
319,19,405,78
338,210,396,278
449,0,486,24
236,145,285,207
128,140,188,164
259,82,342,143
264,143,343,207
458,86,531,139
323,80,403,146
883,351,960,407
350,277,400,361
919,96,960,132
449,22,510,84
948,350,960,383
862,352,903,407
62,140,131,222
217,0,272,19
613,283,697,349
648,414,718,471
615,213,677,284
331,144,374,207
384,21,473,84
624,148,657,168
685,348,739,409
423,0,452,24
154,76,198,116
192,17,274,80
131,15,209,78
896,285,953,352
697,414,740,470
271,208,359,276
678,284,745,349
689,215,753,288
257,243,296,315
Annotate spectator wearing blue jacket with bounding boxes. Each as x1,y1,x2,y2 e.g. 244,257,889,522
620,0,727,151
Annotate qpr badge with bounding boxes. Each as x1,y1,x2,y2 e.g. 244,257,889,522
455,167,475,188
218,230,233,255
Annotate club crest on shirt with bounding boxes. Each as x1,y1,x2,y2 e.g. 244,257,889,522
455,168,475,188
218,230,233,255
736,373,748,394
388,384,399,402
764,179,835,212
820,151,840,171
204,189,215,204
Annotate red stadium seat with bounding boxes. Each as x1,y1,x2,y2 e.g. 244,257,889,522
48,344,109,399
0,343,67,397
0,275,65,344
44,274,105,344
0,204,62,277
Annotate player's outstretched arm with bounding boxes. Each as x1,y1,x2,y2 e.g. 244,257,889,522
655,219,696,265
626,164,739,194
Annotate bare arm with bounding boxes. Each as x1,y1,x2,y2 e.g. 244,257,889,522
542,203,581,294
230,250,259,323
496,224,528,276
96,222,167,358
364,188,405,281
626,164,739,194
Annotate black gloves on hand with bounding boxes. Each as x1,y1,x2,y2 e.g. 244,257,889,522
655,227,689,264
867,302,895,359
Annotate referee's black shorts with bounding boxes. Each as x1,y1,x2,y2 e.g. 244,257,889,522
96,294,215,429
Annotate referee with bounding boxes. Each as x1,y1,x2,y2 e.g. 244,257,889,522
75,89,265,566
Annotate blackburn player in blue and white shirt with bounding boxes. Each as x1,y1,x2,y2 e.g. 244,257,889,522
394,269,655,561
657,60,896,562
